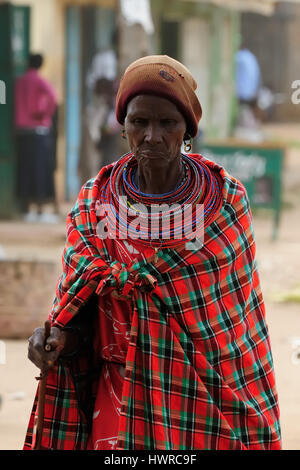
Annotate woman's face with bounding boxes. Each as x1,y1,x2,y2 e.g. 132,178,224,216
124,95,187,170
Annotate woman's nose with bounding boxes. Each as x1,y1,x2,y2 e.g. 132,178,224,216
144,123,162,143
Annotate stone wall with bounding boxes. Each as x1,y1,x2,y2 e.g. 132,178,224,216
0,259,60,339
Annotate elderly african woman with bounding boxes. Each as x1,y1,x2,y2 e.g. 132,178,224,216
25,55,281,450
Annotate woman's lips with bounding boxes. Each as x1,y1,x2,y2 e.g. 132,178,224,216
139,150,165,159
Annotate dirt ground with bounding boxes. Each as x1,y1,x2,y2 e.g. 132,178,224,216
0,123,299,450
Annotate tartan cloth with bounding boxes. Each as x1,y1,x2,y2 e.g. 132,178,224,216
24,154,281,450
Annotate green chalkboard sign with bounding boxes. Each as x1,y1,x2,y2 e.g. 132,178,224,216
200,142,285,240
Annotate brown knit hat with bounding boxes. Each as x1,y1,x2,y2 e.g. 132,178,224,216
116,55,202,138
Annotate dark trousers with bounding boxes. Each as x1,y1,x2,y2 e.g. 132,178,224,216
15,130,56,212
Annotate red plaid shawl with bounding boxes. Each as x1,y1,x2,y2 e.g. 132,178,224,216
24,154,281,450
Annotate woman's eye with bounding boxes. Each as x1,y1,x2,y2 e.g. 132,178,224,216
133,119,147,125
161,119,176,126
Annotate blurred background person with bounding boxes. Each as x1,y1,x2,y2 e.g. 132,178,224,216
79,42,121,186
14,53,58,223
95,77,120,168
78,77,120,186
234,45,263,141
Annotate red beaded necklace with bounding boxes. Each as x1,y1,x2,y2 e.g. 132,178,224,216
97,153,223,249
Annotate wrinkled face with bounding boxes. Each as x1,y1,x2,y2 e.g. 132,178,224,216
124,95,187,169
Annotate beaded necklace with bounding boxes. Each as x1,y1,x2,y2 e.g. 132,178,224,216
97,152,223,249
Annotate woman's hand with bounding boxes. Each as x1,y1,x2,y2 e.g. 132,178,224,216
28,326,75,373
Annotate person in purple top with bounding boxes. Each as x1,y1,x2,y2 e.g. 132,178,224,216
14,53,58,222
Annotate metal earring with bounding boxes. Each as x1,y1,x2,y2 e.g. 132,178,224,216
183,135,192,153
121,129,127,140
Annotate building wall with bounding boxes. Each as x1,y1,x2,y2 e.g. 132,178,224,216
206,9,239,139
286,4,300,120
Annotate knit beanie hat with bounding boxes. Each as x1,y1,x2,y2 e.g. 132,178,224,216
115,55,202,138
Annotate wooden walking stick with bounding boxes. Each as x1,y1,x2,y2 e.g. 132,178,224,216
35,320,52,450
